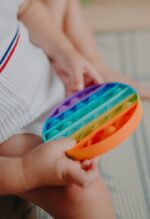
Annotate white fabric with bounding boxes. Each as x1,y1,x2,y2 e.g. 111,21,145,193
0,0,65,142
16,71,65,137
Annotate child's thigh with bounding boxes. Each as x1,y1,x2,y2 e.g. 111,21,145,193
0,134,42,157
21,179,114,219
55,180,114,219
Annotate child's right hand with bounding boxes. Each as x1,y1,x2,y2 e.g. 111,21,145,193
22,138,99,190
52,47,103,96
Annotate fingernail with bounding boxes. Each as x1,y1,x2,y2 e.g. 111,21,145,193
82,160,93,171
84,160,92,166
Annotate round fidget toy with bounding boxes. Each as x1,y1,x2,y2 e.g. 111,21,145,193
42,83,142,160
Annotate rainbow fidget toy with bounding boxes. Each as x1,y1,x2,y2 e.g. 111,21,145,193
42,83,142,160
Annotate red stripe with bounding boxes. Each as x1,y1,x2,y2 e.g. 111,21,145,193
0,34,20,74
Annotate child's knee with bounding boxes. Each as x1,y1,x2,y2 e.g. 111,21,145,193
63,179,102,205
56,179,114,219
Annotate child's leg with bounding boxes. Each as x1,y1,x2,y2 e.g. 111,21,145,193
0,134,42,157
1,134,115,219
21,177,115,219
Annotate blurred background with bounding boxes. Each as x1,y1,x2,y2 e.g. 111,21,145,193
81,0,150,32
1,1,149,219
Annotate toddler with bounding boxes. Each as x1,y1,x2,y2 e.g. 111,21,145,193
0,0,148,218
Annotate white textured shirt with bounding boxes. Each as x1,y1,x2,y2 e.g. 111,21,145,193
0,0,65,143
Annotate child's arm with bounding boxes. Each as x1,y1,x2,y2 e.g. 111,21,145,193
0,137,98,195
18,0,102,93
0,156,27,195
18,0,75,62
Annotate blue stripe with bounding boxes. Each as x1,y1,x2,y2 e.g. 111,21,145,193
0,27,19,65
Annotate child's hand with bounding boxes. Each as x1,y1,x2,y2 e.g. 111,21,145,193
22,138,99,190
53,48,103,95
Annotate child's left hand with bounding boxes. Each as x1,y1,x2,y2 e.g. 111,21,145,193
52,48,103,95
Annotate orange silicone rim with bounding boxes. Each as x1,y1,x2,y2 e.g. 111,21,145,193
65,100,142,160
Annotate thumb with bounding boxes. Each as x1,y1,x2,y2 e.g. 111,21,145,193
63,160,99,187
71,68,84,91
88,65,104,84
49,138,76,154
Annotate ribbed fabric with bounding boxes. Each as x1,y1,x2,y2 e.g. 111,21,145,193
0,0,65,143
0,83,33,142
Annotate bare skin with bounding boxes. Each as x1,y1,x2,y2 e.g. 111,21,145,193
19,0,150,99
0,134,115,219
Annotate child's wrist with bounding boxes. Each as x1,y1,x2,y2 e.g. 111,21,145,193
21,156,39,191
51,40,76,63
7,157,32,195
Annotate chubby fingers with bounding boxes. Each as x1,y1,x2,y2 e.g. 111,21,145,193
62,158,99,187
70,62,103,92
49,138,99,187
48,138,76,154
86,63,103,85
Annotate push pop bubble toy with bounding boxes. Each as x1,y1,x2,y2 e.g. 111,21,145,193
42,83,142,160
